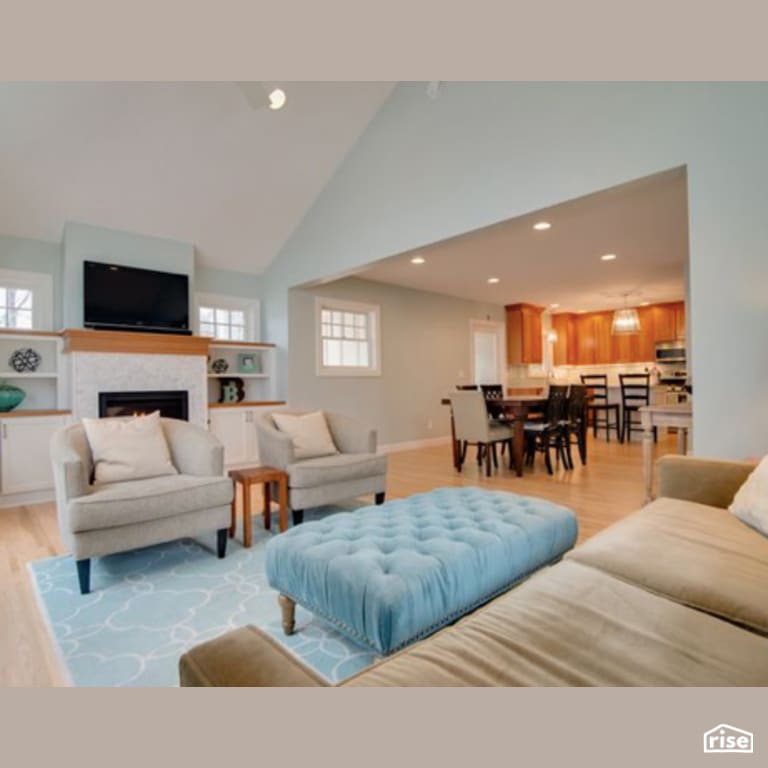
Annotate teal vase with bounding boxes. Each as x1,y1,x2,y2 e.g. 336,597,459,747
0,383,26,412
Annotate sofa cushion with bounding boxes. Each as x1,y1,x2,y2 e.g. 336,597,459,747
566,497,768,635
344,561,768,686
287,452,387,489
82,411,178,484
272,410,338,460
68,474,234,532
729,454,768,536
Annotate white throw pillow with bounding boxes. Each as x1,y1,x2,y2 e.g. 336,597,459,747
272,411,338,460
82,411,178,484
729,455,768,536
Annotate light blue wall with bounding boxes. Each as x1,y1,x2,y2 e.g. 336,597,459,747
0,224,264,332
195,265,263,301
264,82,768,460
0,234,63,328
62,221,196,328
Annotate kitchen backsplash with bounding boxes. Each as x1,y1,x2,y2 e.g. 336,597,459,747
507,361,677,389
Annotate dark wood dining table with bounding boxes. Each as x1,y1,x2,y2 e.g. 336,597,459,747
441,396,548,477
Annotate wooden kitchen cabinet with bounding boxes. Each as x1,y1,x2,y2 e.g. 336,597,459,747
674,302,686,339
573,313,597,365
650,303,677,343
592,312,614,364
636,306,656,361
506,303,544,365
551,313,576,366
554,300,685,368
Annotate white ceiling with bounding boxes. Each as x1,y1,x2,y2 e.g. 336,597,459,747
0,82,394,273
358,167,689,312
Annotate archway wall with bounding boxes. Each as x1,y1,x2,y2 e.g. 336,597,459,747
263,82,768,459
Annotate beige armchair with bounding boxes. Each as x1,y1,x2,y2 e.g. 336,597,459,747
50,418,234,594
255,409,388,524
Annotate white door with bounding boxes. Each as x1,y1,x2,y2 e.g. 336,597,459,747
208,408,252,466
1,415,68,494
470,320,505,385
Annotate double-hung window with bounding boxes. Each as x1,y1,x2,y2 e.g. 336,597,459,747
0,269,53,330
316,298,380,376
196,293,259,341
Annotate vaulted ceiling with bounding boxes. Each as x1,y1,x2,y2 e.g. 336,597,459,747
0,82,394,273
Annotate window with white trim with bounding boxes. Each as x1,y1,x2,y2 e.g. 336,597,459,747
195,293,259,341
316,298,380,376
0,286,33,329
0,269,54,330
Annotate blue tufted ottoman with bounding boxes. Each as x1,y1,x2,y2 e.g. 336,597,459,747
265,487,578,655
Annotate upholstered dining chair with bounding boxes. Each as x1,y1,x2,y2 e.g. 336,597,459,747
50,418,234,594
449,390,514,477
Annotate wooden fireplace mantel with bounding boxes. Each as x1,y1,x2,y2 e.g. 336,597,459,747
61,329,211,356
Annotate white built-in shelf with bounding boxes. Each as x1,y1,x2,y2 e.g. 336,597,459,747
208,341,276,350
207,373,269,379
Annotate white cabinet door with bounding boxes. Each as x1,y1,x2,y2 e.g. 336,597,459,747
1,415,68,494
208,409,254,466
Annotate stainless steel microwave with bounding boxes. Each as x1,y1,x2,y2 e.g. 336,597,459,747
655,341,686,363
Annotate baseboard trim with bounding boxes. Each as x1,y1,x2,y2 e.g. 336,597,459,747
0,488,55,508
379,436,451,454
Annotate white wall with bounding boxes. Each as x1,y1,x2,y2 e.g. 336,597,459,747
289,277,504,445
264,82,768,459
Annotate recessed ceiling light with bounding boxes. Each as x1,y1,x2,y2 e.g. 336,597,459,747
533,221,551,231
487,277,500,284
549,303,560,309
268,88,287,110
600,253,617,261
410,256,426,265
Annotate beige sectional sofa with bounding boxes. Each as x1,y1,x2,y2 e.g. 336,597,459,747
179,455,768,686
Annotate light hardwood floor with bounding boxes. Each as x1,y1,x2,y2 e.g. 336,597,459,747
0,431,677,687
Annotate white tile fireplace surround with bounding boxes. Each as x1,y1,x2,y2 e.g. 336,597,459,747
69,352,208,426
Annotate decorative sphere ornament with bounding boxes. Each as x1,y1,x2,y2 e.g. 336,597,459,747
9,347,41,373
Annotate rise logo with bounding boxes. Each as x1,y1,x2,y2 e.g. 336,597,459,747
703,724,754,754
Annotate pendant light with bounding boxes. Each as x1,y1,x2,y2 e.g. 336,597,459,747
611,293,641,335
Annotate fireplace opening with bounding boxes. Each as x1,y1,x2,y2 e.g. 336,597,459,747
98,390,189,421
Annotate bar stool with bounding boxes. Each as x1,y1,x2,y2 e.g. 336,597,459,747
580,374,621,442
619,373,657,443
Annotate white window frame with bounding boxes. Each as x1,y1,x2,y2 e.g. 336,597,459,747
0,268,54,331
194,292,260,341
315,297,381,377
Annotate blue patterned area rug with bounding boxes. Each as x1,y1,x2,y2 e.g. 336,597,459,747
27,505,377,687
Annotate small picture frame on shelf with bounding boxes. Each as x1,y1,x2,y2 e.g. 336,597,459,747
238,353,261,373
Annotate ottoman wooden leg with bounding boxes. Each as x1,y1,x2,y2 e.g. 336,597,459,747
279,595,296,635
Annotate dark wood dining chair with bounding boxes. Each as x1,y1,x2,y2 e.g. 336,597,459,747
580,374,621,442
561,384,588,469
619,373,657,443
524,385,570,475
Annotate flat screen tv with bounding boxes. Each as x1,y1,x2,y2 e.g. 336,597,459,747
84,260,191,335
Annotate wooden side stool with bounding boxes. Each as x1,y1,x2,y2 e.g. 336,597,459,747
228,466,289,547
